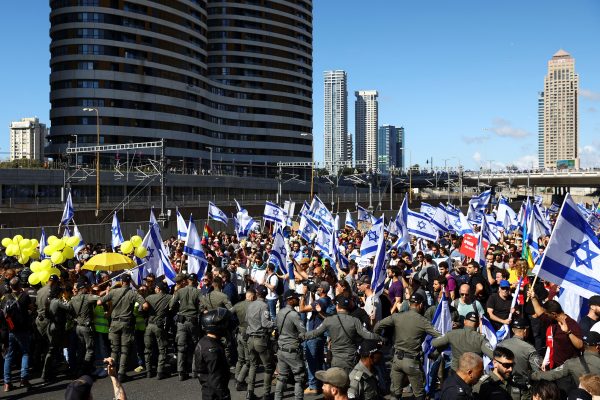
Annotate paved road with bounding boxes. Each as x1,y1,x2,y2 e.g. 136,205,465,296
4,370,323,400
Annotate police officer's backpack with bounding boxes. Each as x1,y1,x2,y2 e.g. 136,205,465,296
1,293,24,331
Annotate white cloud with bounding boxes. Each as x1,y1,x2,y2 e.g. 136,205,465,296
472,151,482,163
461,135,491,144
580,88,600,102
579,142,600,168
507,154,538,170
487,118,531,138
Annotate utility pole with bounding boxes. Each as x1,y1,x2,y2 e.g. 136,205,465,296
160,138,166,223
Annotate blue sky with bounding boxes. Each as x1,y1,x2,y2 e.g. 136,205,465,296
1,0,599,170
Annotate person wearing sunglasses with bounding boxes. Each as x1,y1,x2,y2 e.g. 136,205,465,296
474,346,516,400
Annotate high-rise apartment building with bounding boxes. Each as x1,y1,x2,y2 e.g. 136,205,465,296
355,90,378,171
377,124,404,173
537,92,544,169
9,117,47,161
323,70,349,173
540,49,579,169
48,0,313,178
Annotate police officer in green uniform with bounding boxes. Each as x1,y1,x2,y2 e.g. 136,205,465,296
231,288,255,392
475,346,518,400
348,339,384,400
34,274,60,363
301,294,383,374
169,273,201,381
98,273,145,382
245,284,275,400
432,312,494,372
69,276,100,375
41,279,71,383
200,275,233,312
142,280,172,380
531,331,600,390
373,292,440,400
500,319,542,400
274,289,306,400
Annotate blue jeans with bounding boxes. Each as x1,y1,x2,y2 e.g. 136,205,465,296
3,330,30,383
267,298,278,321
304,337,325,390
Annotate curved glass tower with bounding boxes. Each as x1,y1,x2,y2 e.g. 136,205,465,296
48,0,313,177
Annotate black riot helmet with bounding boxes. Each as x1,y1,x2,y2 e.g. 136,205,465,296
201,307,231,337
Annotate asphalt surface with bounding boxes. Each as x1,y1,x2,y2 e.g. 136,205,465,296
3,369,324,400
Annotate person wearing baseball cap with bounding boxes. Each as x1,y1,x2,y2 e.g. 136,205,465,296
531,331,600,390
348,340,383,399
373,290,440,400
316,367,350,400
486,279,513,331
581,295,600,335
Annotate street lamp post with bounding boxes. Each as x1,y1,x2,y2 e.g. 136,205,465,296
443,158,451,203
83,107,100,216
399,147,412,203
72,134,78,167
301,133,314,198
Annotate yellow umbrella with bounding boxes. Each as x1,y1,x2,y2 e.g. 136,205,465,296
82,253,136,272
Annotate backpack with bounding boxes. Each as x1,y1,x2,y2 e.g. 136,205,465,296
269,273,284,296
2,293,24,331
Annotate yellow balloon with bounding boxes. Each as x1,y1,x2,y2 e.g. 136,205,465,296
40,259,52,270
47,235,58,245
130,235,143,248
1,238,12,247
49,267,61,276
38,270,51,284
28,272,41,286
63,246,75,260
54,239,66,251
120,241,134,254
5,245,15,257
51,251,64,265
43,245,55,256
134,246,148,258
66,236,80,248
30,239,39,248
19,239,31,249
22,247,33,257
17,255,29,265
12,235,23,243
31,250,40,260
30,261,42,273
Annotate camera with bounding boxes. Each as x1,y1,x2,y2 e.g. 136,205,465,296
302,279,318,293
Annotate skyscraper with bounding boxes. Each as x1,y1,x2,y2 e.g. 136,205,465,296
377,124,404,173
9,117,47,162
48,0,313,178
355,90,378,171
324,70,349,173
540,49,579,170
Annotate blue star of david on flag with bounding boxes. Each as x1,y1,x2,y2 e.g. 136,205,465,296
367,230,379,242
566,239,598,270
318,207,328,217
454,218,461,228
272,208,279,216
417,221,427,230
146,247,155,259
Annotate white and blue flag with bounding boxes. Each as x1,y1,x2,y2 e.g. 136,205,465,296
73,223,85,258
430,205,451,233
142,210,176,285
484,215,501,245
268,227,288,274
183,215,209,278
264,201,285,224
61,190,75,226
357,205,372,223
234,212,256,241
496,197,518,232
111,212,124,250
407,210,438,242
471,189,492,212
315,225,333,256
536,194,600,299
447,208,473,235
309,196,334,229
467,200,484,225
420,203,436,220
345,210,357,230
360,217,384,267
298,213,318,242
40,228,48,259
423,293,451,393
208,202,228,224
370,214,387,297
481,315,509,370
176,209,188,241
391,195,411,255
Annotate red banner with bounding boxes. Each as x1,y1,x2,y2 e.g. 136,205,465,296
459,234,488,259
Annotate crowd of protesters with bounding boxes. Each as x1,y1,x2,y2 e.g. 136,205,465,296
1,206,600,400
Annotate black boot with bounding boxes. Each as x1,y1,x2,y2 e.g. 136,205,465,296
157,372,167,380
178,372,189,381
236,381,248,391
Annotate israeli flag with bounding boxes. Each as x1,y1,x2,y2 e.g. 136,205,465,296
476,219,489,268
299,213,318,243
430,205,451,233
357,205,372,223
208,202,228,224
299,200,310,218
471,189,492,211
447,208,474,235
548,202,560,214
283,200,296,219
309,196,335,229
481,315,509,370
484,215,501,245
315,225,333,256
183,215,209,278
517,201,527,230
345,209,357,230
234,198,246,213
370,214,387,297
467,200,484,225
407,210,438,242
533,203,552,237
536,194,600,299
111,212,124,250
235,212,257,241
39,228,48,259
391,194,411,255
143,210,176,285
423,293,451,393
61,190,75,226
360,217,384,265
557,287,585,322
264,201,285,224
268,227,288,274
334,228,349,272
176,209,188,241
496,197,518,232
73,224,85,258
534,194,543,205
420,202,436,220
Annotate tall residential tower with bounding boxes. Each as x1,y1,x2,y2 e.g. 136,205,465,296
540,49,579,169
323,70,349,173
9,117,47,162
355,90,378,171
